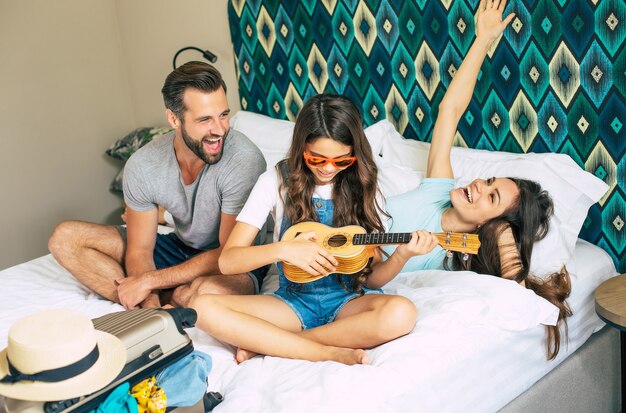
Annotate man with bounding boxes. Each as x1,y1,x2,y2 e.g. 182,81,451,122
49,61,267,309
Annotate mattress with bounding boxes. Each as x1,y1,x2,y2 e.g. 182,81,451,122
0,239,617,412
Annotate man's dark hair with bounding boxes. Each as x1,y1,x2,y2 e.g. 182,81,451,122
161,61,227,119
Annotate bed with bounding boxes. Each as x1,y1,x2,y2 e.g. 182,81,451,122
0,108,621,412
2,0,624,410
0,230,619,412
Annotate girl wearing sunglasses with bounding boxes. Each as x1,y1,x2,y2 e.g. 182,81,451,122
190,93,439,365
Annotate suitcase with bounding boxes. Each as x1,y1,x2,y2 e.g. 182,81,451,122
3,308,197,413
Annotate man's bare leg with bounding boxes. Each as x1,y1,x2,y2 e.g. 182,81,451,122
169,273,254,307
49,220,126,302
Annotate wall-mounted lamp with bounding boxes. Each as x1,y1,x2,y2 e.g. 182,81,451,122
172,46,218,69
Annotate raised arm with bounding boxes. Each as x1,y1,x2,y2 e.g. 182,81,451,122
427,0,514,178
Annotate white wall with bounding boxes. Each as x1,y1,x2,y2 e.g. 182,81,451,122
0,0,238,270
114,0,239,127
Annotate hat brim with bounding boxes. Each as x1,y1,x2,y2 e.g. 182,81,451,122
0,331,126,402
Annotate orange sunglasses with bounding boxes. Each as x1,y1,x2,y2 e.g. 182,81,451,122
303,152,357,168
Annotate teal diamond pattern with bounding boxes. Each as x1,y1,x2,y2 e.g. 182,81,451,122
228,0,626,272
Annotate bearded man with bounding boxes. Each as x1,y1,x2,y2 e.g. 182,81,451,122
49,62,267,309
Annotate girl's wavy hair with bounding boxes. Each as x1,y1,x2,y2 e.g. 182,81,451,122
278,94,387,292
446,178,572,360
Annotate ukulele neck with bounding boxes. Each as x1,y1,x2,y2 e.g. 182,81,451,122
352,233,412,246
351,231,480,255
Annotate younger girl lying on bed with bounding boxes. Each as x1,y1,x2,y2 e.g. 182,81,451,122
190,93,438,365
384,0,571,360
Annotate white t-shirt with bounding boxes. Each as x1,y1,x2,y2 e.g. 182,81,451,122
237,168,334,242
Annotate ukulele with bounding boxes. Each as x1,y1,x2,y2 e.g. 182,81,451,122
280,221,481,283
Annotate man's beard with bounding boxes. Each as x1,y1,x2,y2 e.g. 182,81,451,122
181,123,228,165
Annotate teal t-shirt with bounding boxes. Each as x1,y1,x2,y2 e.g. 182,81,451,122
382,178,454,272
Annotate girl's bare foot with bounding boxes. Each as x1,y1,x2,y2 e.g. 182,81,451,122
329,348,369,365
235,346,367,365
236,347,260,364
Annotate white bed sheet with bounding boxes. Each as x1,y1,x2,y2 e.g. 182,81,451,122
0,239,617,413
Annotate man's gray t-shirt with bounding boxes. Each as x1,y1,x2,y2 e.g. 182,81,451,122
123,129,266,250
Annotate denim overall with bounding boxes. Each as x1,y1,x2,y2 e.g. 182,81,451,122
272,197,382,330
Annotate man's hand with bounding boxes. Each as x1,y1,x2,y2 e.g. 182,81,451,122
116,273,154,309
476,0,515,43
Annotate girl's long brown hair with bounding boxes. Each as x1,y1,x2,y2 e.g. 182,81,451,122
279,94,387,291
447,178,572,360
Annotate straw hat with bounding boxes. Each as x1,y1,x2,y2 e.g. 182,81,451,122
0,309,126,401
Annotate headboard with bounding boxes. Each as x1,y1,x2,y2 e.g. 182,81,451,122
228,0,625,272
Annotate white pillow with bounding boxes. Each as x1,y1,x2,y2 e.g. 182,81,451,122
380,128,609,276
375,157,424,198
366,119,425,197
231,111,293,170
362,118,395,156
231,111,392,169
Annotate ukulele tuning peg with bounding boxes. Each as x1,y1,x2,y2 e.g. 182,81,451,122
462,253,469,261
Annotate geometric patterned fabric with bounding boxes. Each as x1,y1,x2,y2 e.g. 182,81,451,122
228,0,626,272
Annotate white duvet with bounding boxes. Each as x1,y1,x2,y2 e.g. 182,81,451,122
0,239,617,413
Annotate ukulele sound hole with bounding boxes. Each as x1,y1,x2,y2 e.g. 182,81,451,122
327,234,348,247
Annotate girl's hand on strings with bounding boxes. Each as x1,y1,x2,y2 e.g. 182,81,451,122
394,230,439,260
